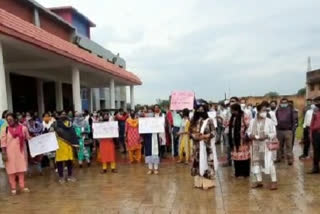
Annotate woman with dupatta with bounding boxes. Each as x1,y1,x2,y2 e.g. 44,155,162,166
125,111,142,163
229,103,251,178
1,113,31,195
247,102,278,190
54,111,79,184
190,104,217,190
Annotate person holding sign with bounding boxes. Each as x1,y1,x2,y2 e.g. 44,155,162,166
54,112,78,184
143,108,161,175
190,104,217,190
1,113,31,195
125,111,142,164
177,108,191,164
99,113,117,174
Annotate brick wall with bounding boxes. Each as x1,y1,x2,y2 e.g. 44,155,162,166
245,95,305,115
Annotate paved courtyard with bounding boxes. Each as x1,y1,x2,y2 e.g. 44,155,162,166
0,145,319,214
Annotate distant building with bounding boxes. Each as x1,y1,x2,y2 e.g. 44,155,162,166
0,0,141,115
306,69,320,99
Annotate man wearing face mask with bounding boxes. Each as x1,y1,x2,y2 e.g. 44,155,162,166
309,96,320,174
240,98,253,119
269,100,278,127
299,99,314,160
275,98,295,165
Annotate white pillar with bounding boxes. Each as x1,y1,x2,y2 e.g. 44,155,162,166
0,41,8,115
33,8,41,27
88,88,93,112
110,79,115,109
123,86,128,111
130,85,135,110
5,71,13,112
93,88,100,111
55,81,63,111
72,67,82,113
37,79,45,115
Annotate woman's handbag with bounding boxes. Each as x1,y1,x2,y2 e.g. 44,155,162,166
267,138,280,151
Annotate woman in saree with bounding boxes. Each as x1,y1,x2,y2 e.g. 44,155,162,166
190,104,217,190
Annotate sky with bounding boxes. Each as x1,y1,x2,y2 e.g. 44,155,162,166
38,0,320,104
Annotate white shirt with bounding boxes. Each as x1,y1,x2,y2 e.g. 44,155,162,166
303,109,314,128
208,110,217,128
269,110,278,127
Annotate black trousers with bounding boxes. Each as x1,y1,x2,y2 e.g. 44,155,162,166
303,127,311,156
172,127,180,157
234,159,250,177
56,160,73,178
312,132,320,170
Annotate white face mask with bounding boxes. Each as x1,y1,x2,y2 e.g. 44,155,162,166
259,112,267,118
311,104,316,110
240,104,246,110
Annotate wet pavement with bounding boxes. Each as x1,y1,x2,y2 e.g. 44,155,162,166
0,144,319,214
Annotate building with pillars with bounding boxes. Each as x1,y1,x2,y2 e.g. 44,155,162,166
0,0,141,116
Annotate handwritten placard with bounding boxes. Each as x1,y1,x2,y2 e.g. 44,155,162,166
93,121,119,139
170,91,195,110
139,117,165,134
28,132,59,158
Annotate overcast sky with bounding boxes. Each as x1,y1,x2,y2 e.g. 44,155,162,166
38,0,320,104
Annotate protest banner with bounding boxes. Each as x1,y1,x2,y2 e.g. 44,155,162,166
139,117,165,134
170,91,195,110
93,121,119,139
28,132,59,157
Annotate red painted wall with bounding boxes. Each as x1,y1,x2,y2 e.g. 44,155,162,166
0,0,73,41
39,11,73,41
52,10,73,24
0,0,33,24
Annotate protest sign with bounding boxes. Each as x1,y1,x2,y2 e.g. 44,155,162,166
139,117,165,134
170,91,195,110
93,121,119,139
28,132,59,157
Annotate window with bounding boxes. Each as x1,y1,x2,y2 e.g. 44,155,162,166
310,84,315,91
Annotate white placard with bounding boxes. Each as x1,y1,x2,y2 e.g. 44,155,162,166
93,121,119,139
28,132,59,158
139,117,165,134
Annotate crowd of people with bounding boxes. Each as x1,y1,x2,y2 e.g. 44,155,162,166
0,95,320,195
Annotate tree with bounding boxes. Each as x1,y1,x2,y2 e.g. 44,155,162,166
264,92,279,98
297,88,306,96
156,99,170,110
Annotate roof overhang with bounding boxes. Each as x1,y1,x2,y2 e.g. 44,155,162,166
0,8,142,86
